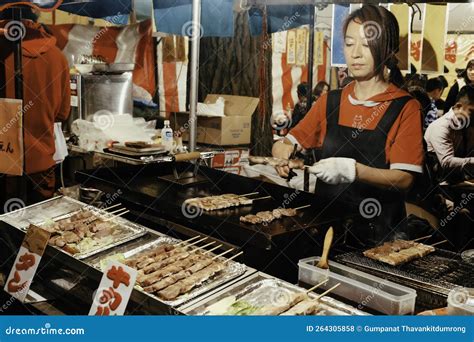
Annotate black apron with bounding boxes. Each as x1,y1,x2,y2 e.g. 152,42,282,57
317,90,412,247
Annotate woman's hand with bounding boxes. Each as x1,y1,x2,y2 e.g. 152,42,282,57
271,139,296,177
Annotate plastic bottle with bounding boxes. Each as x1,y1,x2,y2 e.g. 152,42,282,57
162,120,174,151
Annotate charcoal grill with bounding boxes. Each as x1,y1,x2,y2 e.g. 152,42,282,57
335,249,474,311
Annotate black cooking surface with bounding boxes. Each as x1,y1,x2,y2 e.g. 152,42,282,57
76,162,353,248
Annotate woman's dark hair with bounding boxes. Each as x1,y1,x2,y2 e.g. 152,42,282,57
313,81,330,97
343,5,404,88
461,59,474,85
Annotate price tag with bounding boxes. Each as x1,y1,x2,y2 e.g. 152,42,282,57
4,225,51,302
89,261,138,316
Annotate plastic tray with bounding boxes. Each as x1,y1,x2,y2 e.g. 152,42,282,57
298,257,417,315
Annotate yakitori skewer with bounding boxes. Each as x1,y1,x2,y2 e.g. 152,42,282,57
430,240,448,247
103,209,130,222
315,283,341,301
203,244,223,255
412,235,432,242
294,205,311,211
305,279,329,294
212,248,235,261
223,251,244,264
177,235,201,246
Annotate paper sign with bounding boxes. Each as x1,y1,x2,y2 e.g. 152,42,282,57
4,225,51,302
421,4,448,73
296,28,307,66
314,31,325,66
0,99,24,176
273,31,287,54
286,30,296,65
89,261,138,316
390,3,411,72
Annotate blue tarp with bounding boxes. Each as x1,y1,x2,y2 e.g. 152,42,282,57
0,0,132,18
153,0,234,37
247,4,312,36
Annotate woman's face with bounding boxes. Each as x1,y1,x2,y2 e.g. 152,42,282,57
322,86,329,95
344,20,375,80
467,65,474,82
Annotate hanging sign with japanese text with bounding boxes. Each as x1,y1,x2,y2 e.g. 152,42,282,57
89,261,138,316
4,225,51,302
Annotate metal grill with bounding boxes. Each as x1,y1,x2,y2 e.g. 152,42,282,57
335,249,474,297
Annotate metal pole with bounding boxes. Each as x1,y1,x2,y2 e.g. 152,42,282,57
188,0,202,152
307,5,315,111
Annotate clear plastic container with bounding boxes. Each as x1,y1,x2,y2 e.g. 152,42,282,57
298,257,417,315
447,287,474,315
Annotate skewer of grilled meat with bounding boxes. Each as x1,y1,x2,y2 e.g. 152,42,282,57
157,261,226,300
249,156,305,169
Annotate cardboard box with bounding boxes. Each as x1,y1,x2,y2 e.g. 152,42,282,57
171,94,259,146
211,148,250,168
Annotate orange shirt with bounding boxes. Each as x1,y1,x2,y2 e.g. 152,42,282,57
1,20,71,174
288,82,424,173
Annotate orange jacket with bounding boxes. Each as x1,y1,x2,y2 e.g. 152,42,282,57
0,20,71,174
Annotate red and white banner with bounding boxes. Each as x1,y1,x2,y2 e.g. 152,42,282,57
50,20,156,100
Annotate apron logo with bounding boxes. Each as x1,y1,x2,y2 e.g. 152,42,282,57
352,115,363,129
359,198,382,219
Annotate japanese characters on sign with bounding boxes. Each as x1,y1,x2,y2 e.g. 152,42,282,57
4,225,51,302
89,261,138,316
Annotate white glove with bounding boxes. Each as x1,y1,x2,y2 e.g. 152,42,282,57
308,158,357,185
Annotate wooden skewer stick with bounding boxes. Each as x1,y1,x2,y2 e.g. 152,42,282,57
431,240,448,247
103,203,122,211
177,235,201,246
203,244,223,255
107,207,129,216
295,205,311,211
185,236,208,247
315,283,341,301
251,196,272,202
224,251,244,264
238,192,259,197
193,241,216,251
103,210,130,222
412,235,432,242
212,248,235,261
305,279,329,294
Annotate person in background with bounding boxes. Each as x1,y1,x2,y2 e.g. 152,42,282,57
291,82,312,128
313,81,330,101
340,76,355,88
272,5,424,246
423,77,445,129
425,85,474,183
0,6,71,206
435,75,449,110
444,59,474,114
